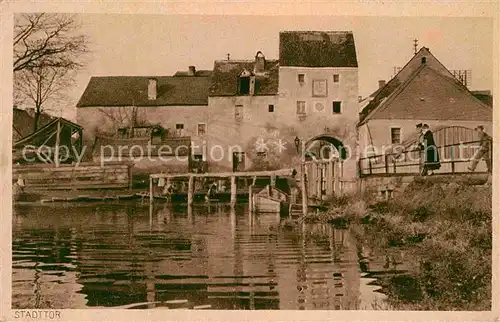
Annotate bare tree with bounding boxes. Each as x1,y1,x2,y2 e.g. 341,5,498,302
14,13,89,131
98,107,148,137
14,13,88,72
14,65,73,131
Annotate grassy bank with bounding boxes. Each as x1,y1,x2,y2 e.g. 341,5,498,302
304,180,492,310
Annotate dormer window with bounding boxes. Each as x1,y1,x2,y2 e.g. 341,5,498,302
238,69,254,95
239,76,250,95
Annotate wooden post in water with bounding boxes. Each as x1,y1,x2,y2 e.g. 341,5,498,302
301,161,308,216
248,185,254,213
230,175,237,206
149,176,154,205
187,175,194,206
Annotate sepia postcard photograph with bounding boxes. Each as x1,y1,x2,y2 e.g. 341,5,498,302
1,1,499,321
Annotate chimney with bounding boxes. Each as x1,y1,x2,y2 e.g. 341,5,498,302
148,78,157,100
188,66,196,76
254,51,265,73
378,80,386,89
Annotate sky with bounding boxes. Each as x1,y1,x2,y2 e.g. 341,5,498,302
53,14,493,120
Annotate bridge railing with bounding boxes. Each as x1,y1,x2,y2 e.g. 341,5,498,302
358,139,492,177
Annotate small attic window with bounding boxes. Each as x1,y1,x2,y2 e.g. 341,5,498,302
238,69,252,95
421,57,427,64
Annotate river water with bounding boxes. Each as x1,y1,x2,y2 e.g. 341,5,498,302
12,201,392,310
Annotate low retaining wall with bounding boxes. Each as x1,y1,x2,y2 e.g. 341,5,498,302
13,161,133,191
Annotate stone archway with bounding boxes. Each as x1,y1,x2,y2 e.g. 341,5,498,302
304,134,348,160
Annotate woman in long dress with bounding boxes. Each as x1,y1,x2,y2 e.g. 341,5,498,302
419,124,441,175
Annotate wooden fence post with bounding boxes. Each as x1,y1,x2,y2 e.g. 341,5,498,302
384,154,389,174
334,161,341,196
451,147,455,174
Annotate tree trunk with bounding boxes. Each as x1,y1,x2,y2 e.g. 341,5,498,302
33,110,41,132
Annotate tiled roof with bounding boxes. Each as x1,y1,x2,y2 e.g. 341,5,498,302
279,31,358,67
209,59,279,96
360,64,492,122
77,75,212,107
358,47,488,124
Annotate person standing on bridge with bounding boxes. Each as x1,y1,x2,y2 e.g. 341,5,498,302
419,124,441,176
468,125,492,173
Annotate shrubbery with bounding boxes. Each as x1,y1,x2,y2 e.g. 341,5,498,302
305,179,492,310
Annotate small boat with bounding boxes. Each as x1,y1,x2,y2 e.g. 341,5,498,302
254,185,289,213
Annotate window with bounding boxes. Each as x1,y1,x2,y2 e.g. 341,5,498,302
197,123,206,136
175,123,184,136
391,128,401,144
332,101,341,114
117,128,128,138
257,151,267,157
298,74,305,84
296,101,306,114
268,104,274,112
235,105,243,121
239,76,250,94
333,74,340,83
312,79,328,97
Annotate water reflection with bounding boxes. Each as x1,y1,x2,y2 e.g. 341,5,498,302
12,202,387,310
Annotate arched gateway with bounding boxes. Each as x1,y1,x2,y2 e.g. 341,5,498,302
300,133,349,199
304,133,348,161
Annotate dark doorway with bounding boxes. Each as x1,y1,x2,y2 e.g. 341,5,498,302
232,152,245,172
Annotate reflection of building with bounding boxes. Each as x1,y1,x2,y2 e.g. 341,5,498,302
14,203,369,310
358,47,492,157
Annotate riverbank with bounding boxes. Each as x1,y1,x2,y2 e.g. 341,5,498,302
303,178,492,310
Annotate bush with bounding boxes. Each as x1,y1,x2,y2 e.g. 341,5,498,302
354,181,492,310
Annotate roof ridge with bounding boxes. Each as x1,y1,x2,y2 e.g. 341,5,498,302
360,63,427,125
358,48,430,122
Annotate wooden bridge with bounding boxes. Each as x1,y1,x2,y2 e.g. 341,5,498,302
358,139,491,177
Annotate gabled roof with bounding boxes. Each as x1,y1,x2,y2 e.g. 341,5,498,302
358,47,491,124
14,117,82,148
173,70,212,77
359,64,492,123
279,31,358,68
209,59,279,96
77,75,212,107
13,108,56,141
